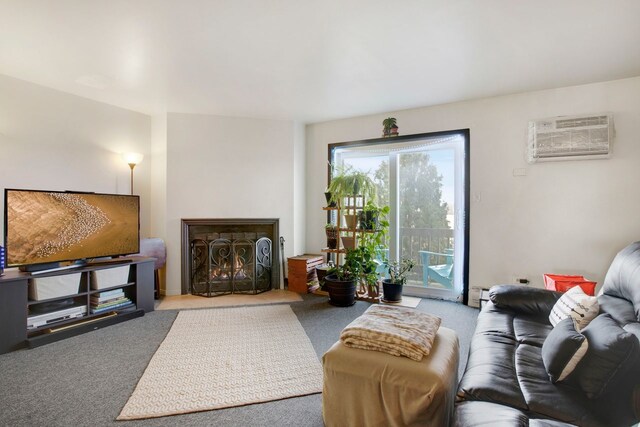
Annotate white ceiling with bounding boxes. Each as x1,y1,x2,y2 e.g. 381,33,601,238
1,0,639,123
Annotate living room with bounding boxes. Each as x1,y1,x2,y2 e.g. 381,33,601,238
1,1,639,426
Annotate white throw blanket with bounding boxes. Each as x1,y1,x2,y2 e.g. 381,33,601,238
340,305,441,361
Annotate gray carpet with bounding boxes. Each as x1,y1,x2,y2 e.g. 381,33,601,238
0,294,478,427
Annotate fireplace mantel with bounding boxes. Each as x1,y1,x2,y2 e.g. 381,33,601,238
181,218,280,295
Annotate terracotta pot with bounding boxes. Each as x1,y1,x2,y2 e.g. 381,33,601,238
343,214,358,230
367,282,380,298
341,236,357,249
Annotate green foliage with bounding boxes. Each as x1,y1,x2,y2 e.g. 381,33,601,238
328,248,362,281
327,164,377,205
382,117,397,132
373,153,449,229
383,259,415,285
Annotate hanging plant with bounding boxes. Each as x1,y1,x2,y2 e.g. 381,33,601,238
326,165,377,205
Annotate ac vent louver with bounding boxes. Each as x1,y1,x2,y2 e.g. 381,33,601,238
527,114,613,162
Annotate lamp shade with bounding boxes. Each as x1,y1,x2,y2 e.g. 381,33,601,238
122,152,144,165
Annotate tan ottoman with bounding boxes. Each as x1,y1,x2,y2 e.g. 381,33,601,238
322,326,459,427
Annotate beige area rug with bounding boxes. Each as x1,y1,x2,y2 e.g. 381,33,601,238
117,305,323,420
156,290,302,310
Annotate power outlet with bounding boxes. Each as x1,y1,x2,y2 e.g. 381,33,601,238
512,275,529,285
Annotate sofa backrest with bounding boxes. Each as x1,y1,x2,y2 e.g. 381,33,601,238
595,242,640,425
600,241,640,323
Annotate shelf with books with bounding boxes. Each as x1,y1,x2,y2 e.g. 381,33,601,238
90,288,135,315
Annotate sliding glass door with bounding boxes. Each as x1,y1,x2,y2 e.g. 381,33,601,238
332,131,468,302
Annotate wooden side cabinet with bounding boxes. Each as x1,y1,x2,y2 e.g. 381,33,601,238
0,257,155,354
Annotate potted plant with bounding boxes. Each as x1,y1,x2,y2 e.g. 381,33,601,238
355,204,389,297
324,161,337,207
326,165,377,207
381,258,415,303
315,261,334,291
324,249,361,307
347,244,382,299
340,232,357,249
382,117,397,137
358,201,389,230
325,224,338,249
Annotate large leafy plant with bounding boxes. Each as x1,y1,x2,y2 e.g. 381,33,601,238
328,248,362,281
383,259,415,285
326,164,377,206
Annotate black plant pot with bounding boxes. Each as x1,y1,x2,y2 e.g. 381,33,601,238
316,265,331,291
327,237,338,249
325,274,357,307
324,192,336,208
358,211,379,230
382,279,403,303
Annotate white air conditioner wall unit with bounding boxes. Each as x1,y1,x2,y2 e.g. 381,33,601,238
527,113,613,163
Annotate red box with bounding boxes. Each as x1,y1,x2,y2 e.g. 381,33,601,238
543,274,596,296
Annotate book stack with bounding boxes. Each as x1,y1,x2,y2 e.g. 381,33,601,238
90,288,134,314
287,254,324,293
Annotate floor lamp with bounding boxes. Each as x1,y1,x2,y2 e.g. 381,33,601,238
122,152,144,195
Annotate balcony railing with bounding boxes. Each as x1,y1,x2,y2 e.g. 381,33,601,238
400,227,453,283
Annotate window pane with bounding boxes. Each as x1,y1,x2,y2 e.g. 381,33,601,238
342,155,389,207
398,149,455,289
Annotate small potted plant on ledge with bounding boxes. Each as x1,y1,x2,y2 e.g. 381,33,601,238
382,258,415,303
324,249,361,307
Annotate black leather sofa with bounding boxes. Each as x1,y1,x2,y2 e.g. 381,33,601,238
454,242,640,427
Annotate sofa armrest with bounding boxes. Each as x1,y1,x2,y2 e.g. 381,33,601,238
489,285,562,317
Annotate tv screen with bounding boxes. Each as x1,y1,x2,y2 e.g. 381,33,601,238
4,189,140,268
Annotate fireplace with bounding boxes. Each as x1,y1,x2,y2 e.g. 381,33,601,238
181,219,279,295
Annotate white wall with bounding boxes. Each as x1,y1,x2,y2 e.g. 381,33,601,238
305,76,640,292
150,114,167,241
293,121,306,256
0,74,152,239
164,113,299,295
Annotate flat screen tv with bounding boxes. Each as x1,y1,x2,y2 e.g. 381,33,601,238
3,189,140,269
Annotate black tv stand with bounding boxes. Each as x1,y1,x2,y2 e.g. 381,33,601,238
0,257,155,354
87,257,132,267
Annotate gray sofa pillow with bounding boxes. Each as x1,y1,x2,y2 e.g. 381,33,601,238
541,318,588,383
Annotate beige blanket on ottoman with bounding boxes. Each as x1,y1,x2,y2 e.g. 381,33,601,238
340,305,441,361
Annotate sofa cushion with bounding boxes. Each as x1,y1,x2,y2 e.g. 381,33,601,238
575,313,640,399
514,316,553,347
598,294,638,326
516,343,600,426
453,401,583,427
600,241,640,321
490,285,562,320
549,285,599,329
541,318,588,382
